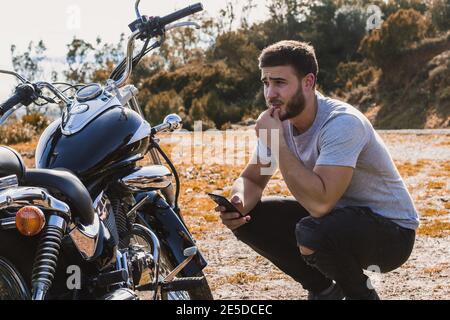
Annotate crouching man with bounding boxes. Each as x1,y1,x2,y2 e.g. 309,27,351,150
215,40,418,300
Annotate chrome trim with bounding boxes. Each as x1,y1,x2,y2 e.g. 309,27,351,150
120,165,172,192
68,224,98,260
110,30,141,89
75,83,103,102
118,84,139,106
126,195,149,218
0,103,23,125
36,81,71,105
61,95,121,135
48,215,67,230
75,211,100,239
102,288,138,300
68,213,100,260
163,246,197,282
67,192,101,260
129,119,151,145
0,217,16,230
0,175,18,191
151,113,182,134
135,0,142,20
0,187,70,217
131,92,144,117
132,223,160,300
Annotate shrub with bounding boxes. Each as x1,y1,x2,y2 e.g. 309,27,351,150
359,9,429,68
143,90,185,126
21,112,50,133
0,118,36,145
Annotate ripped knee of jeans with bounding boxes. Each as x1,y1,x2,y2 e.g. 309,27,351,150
296,216,322,256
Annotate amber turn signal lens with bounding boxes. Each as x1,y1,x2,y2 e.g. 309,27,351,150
15,206,46,236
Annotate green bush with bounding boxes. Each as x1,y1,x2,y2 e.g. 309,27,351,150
429,0,450,32
359,9,429,68
143,90,185,126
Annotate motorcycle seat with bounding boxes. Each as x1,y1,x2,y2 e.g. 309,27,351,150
24,168,95,225
0,146,25,180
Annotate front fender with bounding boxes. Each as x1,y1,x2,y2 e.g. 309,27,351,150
134,191,207,276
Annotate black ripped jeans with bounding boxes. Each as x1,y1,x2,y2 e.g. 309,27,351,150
233,197,416,299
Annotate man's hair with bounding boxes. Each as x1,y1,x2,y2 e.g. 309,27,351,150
258,40,319,86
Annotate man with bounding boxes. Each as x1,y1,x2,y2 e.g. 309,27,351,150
215,40,418,300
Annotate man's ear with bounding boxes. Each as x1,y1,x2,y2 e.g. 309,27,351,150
303,73,316,91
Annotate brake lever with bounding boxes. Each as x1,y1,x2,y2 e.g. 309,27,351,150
37,94,57,104
165,21,201,31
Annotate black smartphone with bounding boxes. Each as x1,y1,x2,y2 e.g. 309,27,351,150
207,193,245,217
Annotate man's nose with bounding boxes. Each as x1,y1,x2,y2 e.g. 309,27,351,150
266,85,278,100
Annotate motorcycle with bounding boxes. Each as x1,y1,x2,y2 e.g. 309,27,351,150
0,1,213,300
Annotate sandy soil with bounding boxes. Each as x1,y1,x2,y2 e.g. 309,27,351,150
167,130,450,300
12,130,450,300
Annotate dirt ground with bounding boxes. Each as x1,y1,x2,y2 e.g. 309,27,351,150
12,130,450,300
160,130,450,300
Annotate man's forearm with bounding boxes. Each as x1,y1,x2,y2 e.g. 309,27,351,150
277,140,329,217
231,176,264,215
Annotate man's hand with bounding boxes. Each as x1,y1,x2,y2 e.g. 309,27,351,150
215,194,251,231
255,108,284,142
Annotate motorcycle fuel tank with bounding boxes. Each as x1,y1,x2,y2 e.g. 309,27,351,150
35,104,150,179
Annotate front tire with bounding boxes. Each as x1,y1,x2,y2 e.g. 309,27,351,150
0,257,30,300
130,225,213,300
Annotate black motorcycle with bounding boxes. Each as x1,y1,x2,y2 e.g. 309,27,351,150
0,1,213,300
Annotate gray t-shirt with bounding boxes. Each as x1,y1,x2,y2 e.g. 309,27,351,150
256,91,419,230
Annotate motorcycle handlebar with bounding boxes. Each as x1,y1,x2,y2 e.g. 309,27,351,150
159,3,203,26
0,84,35,117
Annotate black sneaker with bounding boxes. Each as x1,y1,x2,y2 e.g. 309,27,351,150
307,283,345,300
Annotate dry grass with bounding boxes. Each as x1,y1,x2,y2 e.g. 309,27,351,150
418,220,450,238
426,181,447,190
420,208,448,217
226,272,259,285
422,263,449,275
395,160,431,177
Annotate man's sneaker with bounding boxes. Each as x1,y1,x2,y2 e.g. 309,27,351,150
307,282,345,300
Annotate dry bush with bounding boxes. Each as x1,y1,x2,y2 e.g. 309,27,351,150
0,119,36,145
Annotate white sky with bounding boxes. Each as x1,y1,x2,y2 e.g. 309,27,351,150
0,0,268,97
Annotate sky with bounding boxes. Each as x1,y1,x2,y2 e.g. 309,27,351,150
0,0,269,97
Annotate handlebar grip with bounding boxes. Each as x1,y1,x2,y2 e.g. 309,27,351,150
159,2,203,26
0,84,35,117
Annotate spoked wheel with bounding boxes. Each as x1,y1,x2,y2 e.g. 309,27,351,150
0,257,30,300
129,225,213,300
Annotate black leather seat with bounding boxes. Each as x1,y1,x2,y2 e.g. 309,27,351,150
0,146,25,180
1,145,95,225
24,169,95,225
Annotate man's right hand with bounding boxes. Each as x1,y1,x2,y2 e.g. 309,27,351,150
215,194,251,231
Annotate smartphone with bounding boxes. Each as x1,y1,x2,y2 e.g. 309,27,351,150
207,193,245,217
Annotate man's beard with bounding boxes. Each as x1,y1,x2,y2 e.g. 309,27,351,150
268,89,306,121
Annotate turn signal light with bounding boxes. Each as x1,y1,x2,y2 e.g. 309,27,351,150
15,206,46,236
